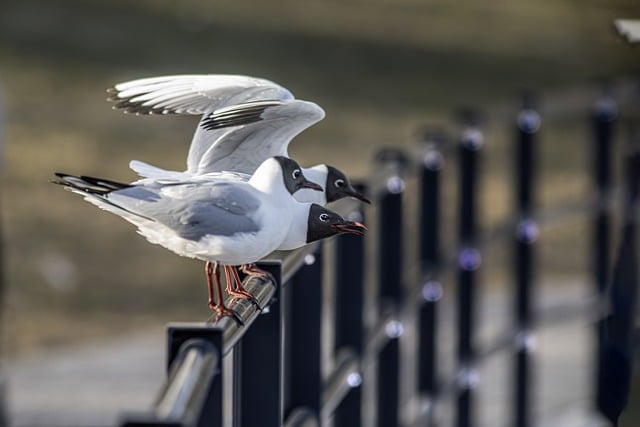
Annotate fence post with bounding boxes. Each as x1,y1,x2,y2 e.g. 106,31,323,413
165,326,224,427
332,195,366,427
122,325,223,427
376,149,406,427
512,93,541,427
283,246,323,425
237,261,283,427
455,110,483,427
592,86,618,299
417,130,445,409
591,87,618,415
596,139,640,425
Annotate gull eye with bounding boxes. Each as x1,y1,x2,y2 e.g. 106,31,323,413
334,179,345,188
319,213,330,222
292,169,301,180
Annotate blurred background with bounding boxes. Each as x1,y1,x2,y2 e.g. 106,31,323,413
1,0,639,426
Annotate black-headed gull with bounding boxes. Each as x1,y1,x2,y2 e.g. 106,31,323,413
108,74,370,205
52,156,366,322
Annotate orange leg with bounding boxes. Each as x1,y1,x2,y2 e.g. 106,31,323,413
224,265,259,306
205,261,242,324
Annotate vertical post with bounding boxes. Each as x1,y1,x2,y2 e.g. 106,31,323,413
592,87,618,299
455,111,483,427
417,132,445,404
512,94,541,427
238,262,283,427
333,197,366,427
376,149,406,427
166,325,225,427
283,246,323,423
596,142,640,425
592,87,618,411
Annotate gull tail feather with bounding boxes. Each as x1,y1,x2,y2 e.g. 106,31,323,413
51,173,154,222
51,173,131,195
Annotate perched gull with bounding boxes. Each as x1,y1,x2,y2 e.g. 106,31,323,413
52,156,366,322
108,74,370,205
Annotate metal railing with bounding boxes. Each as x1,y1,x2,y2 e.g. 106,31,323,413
119,83,639,427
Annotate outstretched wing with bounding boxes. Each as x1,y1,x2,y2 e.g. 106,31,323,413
109,74,324,176
188,99,325,175
108,74,293,115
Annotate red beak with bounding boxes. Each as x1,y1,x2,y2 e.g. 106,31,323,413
332,221,367,237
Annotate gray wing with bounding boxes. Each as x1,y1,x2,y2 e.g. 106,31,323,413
187,99,325,175
108,180,261,241
109,74,293,115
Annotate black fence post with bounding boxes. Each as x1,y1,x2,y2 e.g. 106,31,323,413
237,261,283,427
592,87,618,299
455,111,483,427
591,87,618,416
596,139,640,426
283,246,323,425
333,196,366,427
376,149,406,427
166,326,224,427
513,94,541,427
417,130,445,406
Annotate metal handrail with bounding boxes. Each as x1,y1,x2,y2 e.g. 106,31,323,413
154,339,219,423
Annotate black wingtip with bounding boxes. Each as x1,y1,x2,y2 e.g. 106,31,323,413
200,101,284,131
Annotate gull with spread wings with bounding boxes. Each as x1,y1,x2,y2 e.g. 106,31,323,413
108,74,370,205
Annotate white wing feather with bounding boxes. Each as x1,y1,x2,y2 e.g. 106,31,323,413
110,74,293,115
189,100,325,175
113,74,323,176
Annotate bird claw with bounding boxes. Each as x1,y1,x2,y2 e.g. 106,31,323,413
228,290,260,308
209,304,244,326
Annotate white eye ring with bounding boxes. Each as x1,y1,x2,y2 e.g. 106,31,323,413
292,169,301,179
319,213,330,222
334,179,345,188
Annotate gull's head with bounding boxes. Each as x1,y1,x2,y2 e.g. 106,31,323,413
324,165,370,204
251,156,322,196
306,204,367,243
275,156,323,195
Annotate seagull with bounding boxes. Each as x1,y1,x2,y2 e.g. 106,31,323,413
52,156,366,322
108,74,370,205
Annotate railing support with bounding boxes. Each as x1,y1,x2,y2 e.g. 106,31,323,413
455,111,483,427
596,134,640,426
375,149,406,427
513,93,541,427
417,132,445,407
284,246,323,424
592,87,618,422
121,327,223,427
332,196,366,427
236,261,283,427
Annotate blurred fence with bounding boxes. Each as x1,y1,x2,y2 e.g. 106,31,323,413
118,85,638,427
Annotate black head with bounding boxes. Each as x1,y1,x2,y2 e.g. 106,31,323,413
324,165,370,204
306,204,367,243
274,156,323,195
